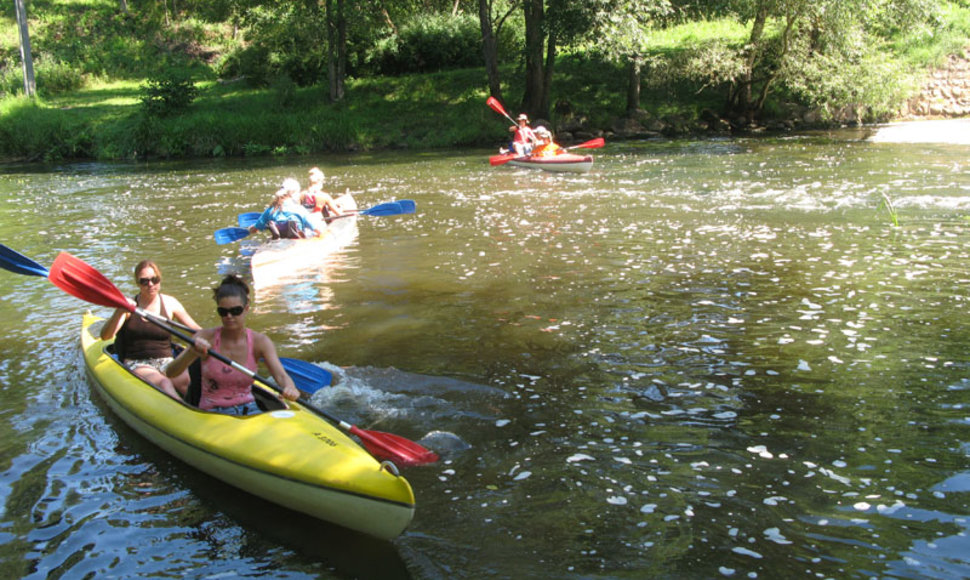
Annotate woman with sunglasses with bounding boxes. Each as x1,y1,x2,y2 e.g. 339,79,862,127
165,275,300,415
100,260,201,400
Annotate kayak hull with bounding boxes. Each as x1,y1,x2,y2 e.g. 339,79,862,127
81,312,415,540
506,153,593,173
251,194,359,290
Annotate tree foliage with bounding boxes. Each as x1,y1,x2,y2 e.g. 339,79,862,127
0,0,961,127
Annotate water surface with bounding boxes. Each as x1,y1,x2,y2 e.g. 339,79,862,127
1,131,969,578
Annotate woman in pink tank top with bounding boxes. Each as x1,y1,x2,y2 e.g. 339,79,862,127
166,275,300,415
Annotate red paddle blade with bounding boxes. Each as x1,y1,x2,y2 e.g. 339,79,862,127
486,96,508,118
489,153,518,166
574,137,605,149
350,425,439,467
49,252,133,312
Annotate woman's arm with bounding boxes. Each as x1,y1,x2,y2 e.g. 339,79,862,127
249,207,275,233
254,332,300,400
165,329,213,378
317,190,345,216
100,307,129,340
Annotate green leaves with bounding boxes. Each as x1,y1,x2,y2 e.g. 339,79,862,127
140,72,199,117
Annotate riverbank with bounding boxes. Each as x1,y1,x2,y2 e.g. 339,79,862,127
2,47,969,164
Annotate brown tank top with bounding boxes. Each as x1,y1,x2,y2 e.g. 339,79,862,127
119,296,172,360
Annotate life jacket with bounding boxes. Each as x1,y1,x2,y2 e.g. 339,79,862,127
533,143,562,157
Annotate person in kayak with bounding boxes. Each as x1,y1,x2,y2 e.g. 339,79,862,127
165,274,301,415
100,259,202,401
531,127,563,157
300,166,345,220
248,178,321,239
508,113,537,156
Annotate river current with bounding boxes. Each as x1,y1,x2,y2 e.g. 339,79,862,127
0,129,969,578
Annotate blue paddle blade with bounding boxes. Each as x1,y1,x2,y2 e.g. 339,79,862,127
214,227,251,245
397,200,416,214
0,243,50,277
279,357,333,394
359,202,405,216
237,212,261,228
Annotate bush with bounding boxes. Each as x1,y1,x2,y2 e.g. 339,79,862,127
36,58,86,96
140,72,199,117
366,13,498,75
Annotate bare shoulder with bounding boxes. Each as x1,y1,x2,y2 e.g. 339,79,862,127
161,293,186,309
250,330,277,356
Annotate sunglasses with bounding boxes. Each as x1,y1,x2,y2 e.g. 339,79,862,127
217,305,245,317
138,276,161,286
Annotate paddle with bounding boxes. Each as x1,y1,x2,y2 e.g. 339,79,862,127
275,357,334,394
489,152,520,166
48,252,437,467
136,310,332,394
0,243,334,394
217,201,413,243
238,212,262,228
0,243,49,277
486,96,517,125
214,227,252,245
489,137,605,167
564,137,605,151
328,201,408,221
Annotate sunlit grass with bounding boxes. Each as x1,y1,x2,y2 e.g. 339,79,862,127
45,79,142,108
649,18,750,50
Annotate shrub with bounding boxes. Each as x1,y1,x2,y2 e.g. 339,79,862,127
366,13,498,75
36,58,86,96
140,72,199,117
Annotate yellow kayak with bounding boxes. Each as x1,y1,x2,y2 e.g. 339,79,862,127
80,312,415,540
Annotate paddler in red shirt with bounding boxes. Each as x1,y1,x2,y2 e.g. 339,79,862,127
509,113,538,156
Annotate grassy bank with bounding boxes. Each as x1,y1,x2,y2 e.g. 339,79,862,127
0,58,640,163
2,3,969,163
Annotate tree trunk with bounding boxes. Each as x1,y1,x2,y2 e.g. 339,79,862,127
626,57,641,115
119,0,129,14
326,0,346,102
479,0,502,100
521,0,545,118
14,0,36,98
735,0,769,115
541,30,556,118
336,0,346,99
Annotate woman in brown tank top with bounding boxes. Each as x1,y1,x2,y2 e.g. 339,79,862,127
100,260,201,400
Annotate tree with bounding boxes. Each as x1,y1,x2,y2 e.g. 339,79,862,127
588,0,672,114
479,0,518,101
325,0,347,102
518,0,592,119
520,0,546,117
719,0,943,120
14,0,36,98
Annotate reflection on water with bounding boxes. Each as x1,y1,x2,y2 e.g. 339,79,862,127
1,134,969,578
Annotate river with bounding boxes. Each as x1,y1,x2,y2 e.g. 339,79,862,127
0,128,969,578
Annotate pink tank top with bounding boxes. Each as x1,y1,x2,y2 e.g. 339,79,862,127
199,328,257,411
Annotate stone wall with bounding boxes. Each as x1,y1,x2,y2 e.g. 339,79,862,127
897,46,970,119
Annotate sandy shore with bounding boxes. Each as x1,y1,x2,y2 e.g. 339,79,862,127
868,118,970,145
